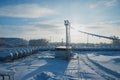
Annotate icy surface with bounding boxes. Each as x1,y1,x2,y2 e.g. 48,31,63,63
0,51,120,80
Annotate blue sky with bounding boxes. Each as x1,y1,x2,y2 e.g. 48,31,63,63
0,0,120,43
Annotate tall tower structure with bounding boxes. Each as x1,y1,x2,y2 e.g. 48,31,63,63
64,20,71,60
64,20,71,48
55,20,71,60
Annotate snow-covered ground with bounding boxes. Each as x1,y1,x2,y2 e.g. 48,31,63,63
87,52,120,78
0,51,120,80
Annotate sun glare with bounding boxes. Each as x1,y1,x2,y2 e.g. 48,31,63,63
71,23,86,35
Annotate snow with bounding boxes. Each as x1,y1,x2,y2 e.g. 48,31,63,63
0,50,120,80
87,52,120,75
33,71,55,80
31,60,47,67
0,51,69,80
87,53,120,62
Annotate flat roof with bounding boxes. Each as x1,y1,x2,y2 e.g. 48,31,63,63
55,46,71,50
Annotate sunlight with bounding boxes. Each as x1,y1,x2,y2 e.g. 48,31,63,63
70,23,88,43
71,23,86,35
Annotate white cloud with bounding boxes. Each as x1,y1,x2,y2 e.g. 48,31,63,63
89,4,98,9
94,20,120,25
0,4,55,18
90,0,117,9
104,0,117,7
0,23,65,40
